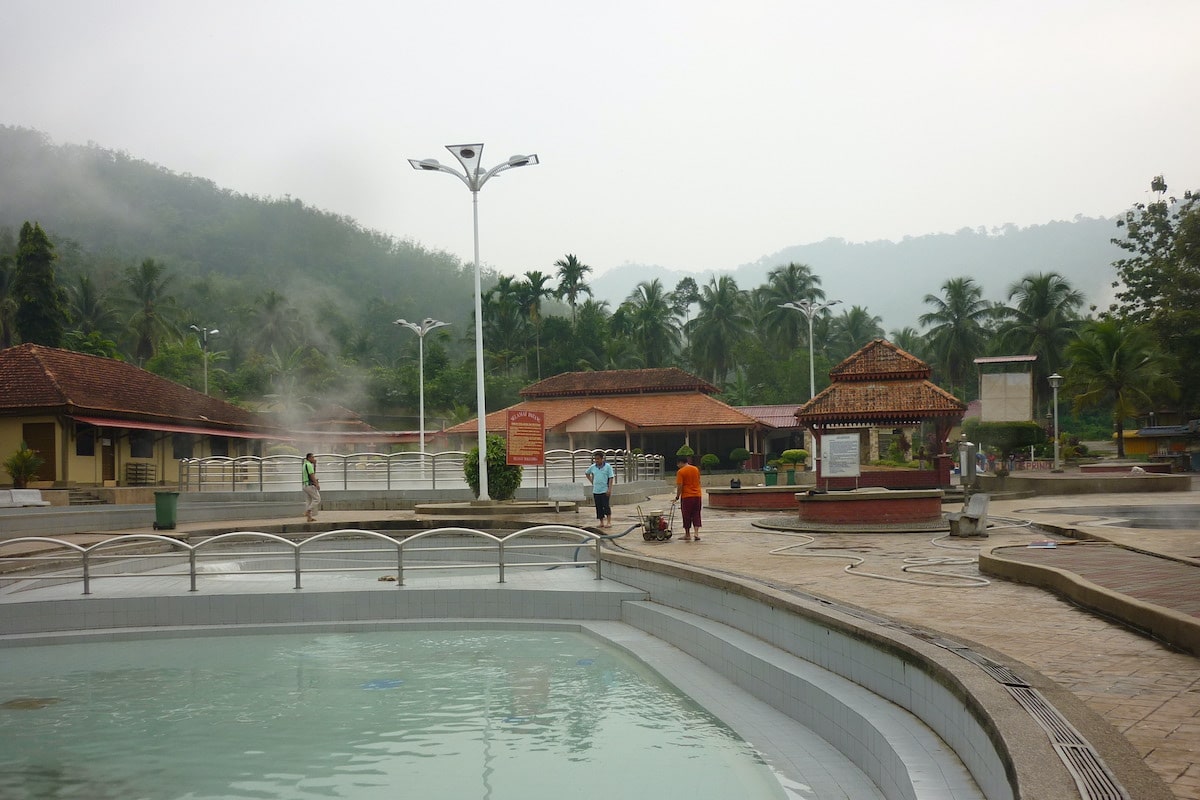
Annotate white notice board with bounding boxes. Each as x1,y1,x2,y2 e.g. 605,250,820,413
822,433,861,478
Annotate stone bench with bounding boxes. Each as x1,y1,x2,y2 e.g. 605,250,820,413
948,493,989,537
0,489,52,507
547,483,586,512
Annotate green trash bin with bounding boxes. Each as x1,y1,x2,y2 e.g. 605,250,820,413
153,491,180,530
763,469,778,486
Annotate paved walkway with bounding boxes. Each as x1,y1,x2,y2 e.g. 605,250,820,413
4,484,1200,799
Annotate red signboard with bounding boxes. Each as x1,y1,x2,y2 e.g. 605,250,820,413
506,410,545,466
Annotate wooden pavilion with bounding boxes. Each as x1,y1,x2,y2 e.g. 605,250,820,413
795,340,966,489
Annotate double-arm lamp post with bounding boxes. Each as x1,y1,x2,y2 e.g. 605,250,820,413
777,299,841,400
189,324,219,395
394,317,451,461
408,144,539,501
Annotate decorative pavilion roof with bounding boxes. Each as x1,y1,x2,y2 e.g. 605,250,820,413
520,367,719,398
796,339,965,426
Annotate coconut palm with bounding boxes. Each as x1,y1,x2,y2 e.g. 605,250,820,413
518,270,555,379
995,272,1083,410
616,279,679,368
759,262,825,349
553,254,592,326
829,306,884,362
692,276,750,383
1065,318,1176,458
122,258,177,363
919,277,992,396
482,275,526,376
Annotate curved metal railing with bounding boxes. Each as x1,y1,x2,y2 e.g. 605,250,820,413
0,525,604,595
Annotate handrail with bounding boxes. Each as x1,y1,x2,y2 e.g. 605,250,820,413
0,525,604,595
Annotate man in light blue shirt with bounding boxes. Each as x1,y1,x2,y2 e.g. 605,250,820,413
585,450,615,528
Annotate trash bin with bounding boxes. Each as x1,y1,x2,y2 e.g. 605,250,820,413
153,491,180,530
763,469,778,486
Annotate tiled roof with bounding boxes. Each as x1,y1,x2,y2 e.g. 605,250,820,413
737,404,802,428
445,393,761,435
0,344,273,432
796,380,966,425
829,339,931,381
520,367,719,398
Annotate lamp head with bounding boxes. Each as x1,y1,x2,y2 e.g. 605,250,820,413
209,329,219,337
506,154,539,168
408,158,443,171
1048,373,1063,389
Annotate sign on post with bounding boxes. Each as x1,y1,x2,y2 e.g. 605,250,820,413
506,410,545,466
822,433,861,478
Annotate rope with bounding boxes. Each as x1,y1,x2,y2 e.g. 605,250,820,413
766,530,991,588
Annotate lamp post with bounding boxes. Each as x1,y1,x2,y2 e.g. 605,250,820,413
1048,373,1063,471
394,317,450,467
189,324,219,395
408,144,539,501
778,299,841,400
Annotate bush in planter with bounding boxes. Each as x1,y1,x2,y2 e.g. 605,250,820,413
675,444,694,458
700,453,720,471
780,449,809,468
729,447,751,469
463,434,523,500
3,442,45,488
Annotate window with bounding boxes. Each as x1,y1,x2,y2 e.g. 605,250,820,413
209,436,229,457
130,431,154,459
76,424,96,457
172,434,194,460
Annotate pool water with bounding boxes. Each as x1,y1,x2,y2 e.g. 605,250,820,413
0,630,790,799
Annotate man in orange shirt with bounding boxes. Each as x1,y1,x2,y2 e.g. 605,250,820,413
674,455,703,541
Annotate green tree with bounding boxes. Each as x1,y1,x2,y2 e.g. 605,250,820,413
553,253,592,326
463,434,523,500
68,274,121,337
13,222,68,347
996,272,1083,410
829,305,884,362
759,262,825,349
919,277,992,397
482,275,527,376
691,275,749,383
615,279,679,368
0,245,16,348
1065,319,1175,459
122,258,177,362
518,270,555,379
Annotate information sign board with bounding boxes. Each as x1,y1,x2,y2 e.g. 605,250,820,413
822,433,861,478
506,410,545,466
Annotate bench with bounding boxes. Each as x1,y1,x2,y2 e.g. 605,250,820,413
547,483,586,512
947,493,989,537
0,489,52,508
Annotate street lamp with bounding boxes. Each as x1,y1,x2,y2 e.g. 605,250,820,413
408,143,539,501
189,324,219,395
394,317,450,464
1048,373,1063,471
778,299,841,400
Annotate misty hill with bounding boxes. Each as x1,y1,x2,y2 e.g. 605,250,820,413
0,126,475,331
594,218,1125,331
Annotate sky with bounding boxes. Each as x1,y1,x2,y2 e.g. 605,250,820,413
4,0,1199,282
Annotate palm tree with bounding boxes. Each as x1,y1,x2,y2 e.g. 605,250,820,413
616,279,679,368
552,254,592,326
122,258,177,363
482,275,527,376
889,327,929,361
691,276,750,383
759,262,825,349
0,252,17,348
69,274,120,337
1066,318,1176,458
829,305,884,362
252,290,304,354
518,270,556,379
919,277,992,396
996,272,1083,410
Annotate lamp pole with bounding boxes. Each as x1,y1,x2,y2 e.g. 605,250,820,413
394,317,450,466
408,144,539,501
778,299,841,400
1048,373,1063,471
189,324,219,395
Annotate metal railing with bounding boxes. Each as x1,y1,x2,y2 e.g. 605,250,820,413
178,449,665,493
0,525,604,595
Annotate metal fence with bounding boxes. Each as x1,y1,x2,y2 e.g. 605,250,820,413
0,525,605,594
178,449,665,493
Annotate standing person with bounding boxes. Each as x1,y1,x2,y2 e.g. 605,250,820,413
302,452,321,522
674,455,703,541
585,450,615,528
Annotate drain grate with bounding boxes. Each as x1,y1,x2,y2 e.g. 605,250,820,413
1057,744,1130,800
1008,685,1087,745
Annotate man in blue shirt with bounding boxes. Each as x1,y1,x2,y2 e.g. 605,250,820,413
585,450,615,528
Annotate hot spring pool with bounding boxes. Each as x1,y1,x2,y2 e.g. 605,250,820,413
0,629,793,799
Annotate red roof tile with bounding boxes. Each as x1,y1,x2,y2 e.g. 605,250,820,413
520,367,719,398
445,393,760,435
0,344,274,433
829,339,931,381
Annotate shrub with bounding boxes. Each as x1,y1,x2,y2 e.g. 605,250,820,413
729,447,751,467
700,453,720,471
961,419,1046,457
780,449,808,465
3,442,45,488
463,434,523,500
675,444,694,457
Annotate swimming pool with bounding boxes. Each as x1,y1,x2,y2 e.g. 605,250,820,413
0,629,792,800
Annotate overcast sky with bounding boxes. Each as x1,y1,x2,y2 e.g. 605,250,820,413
4,0,1199,281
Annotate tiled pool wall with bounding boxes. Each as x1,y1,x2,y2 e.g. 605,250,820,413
603,559,1015,800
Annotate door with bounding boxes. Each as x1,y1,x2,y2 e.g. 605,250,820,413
21,422,56,483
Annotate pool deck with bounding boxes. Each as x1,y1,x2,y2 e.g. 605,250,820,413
3,481,1199,799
